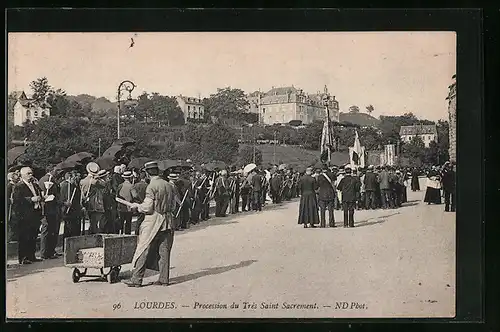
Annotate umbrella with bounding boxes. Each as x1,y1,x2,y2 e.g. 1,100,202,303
101,145,126,160
243,163,257,174
8,146,28,166
158,159,179,171
112,137,136,147
128,157,153,170
64,152,94,164
95,156,116,170
53,160,81,172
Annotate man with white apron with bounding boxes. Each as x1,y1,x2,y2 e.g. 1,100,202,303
123,161,177,287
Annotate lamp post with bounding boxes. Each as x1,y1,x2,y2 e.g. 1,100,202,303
322,89,332,163
117,80,136,139
273,131,277,165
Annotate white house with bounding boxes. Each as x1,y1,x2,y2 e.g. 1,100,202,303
176,95,205,121
11,91,51,126
399,124,438,148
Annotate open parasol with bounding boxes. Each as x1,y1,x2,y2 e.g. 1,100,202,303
8,146,28,166
157,159,180,172
243,163,257,175
112,137,136,147
95,156,116,170
128,157,153,170
53,159,81,172
64,152,94,165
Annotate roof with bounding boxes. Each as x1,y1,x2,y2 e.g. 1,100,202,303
11,91,27,100
399,125,437,136
177,95,203,105
265,86,298,96
17,99,51,109
248,91,262,97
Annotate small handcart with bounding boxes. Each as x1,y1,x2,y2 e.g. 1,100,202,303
64,234,137,284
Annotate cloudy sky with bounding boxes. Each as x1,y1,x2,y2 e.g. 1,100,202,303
8,32,455,121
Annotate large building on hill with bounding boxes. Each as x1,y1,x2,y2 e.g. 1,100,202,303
247,86,340,125
399,124,438,148
11,91,51,126
176,95,205,121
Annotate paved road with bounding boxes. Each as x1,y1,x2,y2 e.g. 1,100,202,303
6,180,455,319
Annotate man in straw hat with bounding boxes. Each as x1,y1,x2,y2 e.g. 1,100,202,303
80,162,106,234
123,161,177,287
336,166,361,228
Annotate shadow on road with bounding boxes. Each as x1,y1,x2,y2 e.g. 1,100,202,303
169,259,258,285
355,219,387,228
7,257,65,281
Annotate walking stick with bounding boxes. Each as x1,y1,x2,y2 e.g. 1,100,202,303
175,190,189,219
202,173,216,204
66,187,77,214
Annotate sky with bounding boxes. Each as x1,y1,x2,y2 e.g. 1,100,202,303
8,32,456,121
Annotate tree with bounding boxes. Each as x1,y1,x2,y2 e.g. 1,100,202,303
30,77,53,104
366,104,375,114
401,135,425,166
349,105,360,113
238,145,262,166
203,87,250,120
132,92,185,125
199,123,239,163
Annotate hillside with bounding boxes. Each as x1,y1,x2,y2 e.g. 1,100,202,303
339,112,380,127
67,94,118,113
242,144,350,166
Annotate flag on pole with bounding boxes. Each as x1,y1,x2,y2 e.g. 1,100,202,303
352,130,363,165
320,117,335,163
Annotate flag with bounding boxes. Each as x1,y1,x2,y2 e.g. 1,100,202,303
320,117,335,162
352,130,363,166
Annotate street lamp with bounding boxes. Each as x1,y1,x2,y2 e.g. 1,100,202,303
117,80,136,139
322,89,332,163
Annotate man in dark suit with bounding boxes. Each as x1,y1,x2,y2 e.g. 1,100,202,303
60,171,82,240
316,164,337,228
363,165,378,210
336,166,361,228
175,171,192,229
39,166,62,259
251,169,263,211
215,170,230,217
12,167,44,264
131,171,148,233
269,170,283,204
441,162,456,212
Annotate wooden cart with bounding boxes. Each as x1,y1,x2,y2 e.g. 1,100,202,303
64,234,137,284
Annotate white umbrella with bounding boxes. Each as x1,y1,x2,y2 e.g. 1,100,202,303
243,163,257,175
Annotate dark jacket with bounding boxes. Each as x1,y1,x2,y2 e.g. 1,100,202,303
12,180,44,218
337,175,361,203
316,171,337,201
363,171,378,191
299,174,319,195
60,180,82,216
251,173,263,192
441,168,456,191
270,174,283,192
131,180,148,203
378,170,391,190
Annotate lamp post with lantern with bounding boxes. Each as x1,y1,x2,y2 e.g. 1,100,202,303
117,80,136,139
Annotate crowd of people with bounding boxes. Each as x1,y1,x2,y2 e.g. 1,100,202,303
6,158,456,272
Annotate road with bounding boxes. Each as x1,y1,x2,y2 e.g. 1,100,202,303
6,179,455,319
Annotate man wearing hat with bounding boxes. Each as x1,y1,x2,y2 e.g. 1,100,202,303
80,162,106,234
175,171,192,230
116,170,135,234
364,165,378,210
124,161,177,287
251,168,263,211
336,166,361,228
316,163,337,228
269,168,283,204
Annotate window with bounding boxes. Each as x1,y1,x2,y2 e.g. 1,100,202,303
26,110,31,117
188,106,191,111
409,136,412,141
428,135,432,141
34,111,39,117
263,108,266,114
41,111,46,116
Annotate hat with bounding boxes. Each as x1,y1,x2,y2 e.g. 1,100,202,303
86,162,100,175
122,170,133,178
144,161,159,170
169,173,179,181
96,169,108,178
368,165,374,170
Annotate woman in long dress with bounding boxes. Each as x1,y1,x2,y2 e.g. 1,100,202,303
298,167,319,228
423,167,442,204
411,168,420,191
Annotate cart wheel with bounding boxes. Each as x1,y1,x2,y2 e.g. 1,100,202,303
72,268,81,283
108,267,119,284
